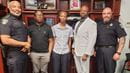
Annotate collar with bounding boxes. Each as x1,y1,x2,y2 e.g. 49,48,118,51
80,16,88,22
81,15,88,21
9,13,21,20
103,19,113,25
56,23,69,29
35,21,45,27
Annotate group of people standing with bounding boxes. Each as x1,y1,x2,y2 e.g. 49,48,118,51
0,1,127,73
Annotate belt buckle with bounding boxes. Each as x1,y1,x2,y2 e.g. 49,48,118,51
106,46,113,48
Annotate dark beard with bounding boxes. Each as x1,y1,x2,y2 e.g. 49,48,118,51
81,14,88,19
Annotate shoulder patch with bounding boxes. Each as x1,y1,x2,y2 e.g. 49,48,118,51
1,19,8,25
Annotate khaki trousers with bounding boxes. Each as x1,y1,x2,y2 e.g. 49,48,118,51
30,52,50,73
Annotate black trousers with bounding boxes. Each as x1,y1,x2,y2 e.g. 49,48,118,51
7,51,29,73
52,51,70,73
96,46,116,73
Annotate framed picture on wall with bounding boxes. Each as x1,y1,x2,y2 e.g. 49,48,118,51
23,0,56,10
0,0,2,4
70,0,80,10
24,0,37,10
94,1,105,10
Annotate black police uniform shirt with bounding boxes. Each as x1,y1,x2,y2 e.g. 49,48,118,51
0,14,28,50
28,22,53,53
96,19,127,46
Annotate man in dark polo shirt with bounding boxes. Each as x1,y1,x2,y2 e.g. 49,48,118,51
95,7,127,73
28,10,53,73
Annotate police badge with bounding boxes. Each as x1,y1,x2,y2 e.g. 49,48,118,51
110,23,113,26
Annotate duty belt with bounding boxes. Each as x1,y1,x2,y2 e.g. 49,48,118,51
96,45,115,48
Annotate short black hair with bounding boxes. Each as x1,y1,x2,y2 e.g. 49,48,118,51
58,10,68,16
34,10,43,16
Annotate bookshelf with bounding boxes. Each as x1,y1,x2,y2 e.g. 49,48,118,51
0,0,121,22
0,0,121,73
18,0,121,25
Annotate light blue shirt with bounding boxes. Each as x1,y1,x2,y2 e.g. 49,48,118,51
52,23,73,54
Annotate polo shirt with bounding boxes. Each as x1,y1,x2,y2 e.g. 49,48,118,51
28,23,53,52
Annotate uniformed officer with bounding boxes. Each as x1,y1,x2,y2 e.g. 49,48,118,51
95,7,127,73
52,11,73,73
0,1,30,73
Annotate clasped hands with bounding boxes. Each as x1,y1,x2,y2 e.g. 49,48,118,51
21,42,31,52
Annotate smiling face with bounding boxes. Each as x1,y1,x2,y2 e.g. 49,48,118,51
102,7,113,23
80,6,89,18
8,1,22,16
35,11,44,23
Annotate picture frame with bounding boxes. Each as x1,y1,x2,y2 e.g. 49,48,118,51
70,0,80,10
59,0,69,10
24,0,38,10
94,1,105,10
0,0,1,4
23,0,56,10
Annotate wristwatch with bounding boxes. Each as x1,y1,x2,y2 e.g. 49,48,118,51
116,52,121,55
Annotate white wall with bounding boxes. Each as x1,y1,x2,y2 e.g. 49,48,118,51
115,0,130,73
119,0,130,52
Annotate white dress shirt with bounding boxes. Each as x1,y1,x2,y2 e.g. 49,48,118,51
52,24,73,54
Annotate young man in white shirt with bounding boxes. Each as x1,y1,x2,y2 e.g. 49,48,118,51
52,11,73,73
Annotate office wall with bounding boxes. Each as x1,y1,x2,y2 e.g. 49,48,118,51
115,0,130,73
